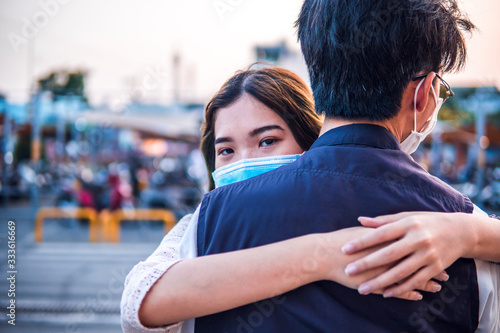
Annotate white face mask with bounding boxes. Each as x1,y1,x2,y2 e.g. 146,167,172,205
212,154,301,188
400,78,444,154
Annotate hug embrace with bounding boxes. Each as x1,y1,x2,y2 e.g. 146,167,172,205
122,1,500,332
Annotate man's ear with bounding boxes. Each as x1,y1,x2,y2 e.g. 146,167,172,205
414,72,436,113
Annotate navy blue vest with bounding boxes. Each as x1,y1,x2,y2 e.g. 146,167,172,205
196,124,478,333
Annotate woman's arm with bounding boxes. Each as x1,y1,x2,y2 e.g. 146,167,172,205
340,211,500,298
467,213,500,261
121,213,194,333
139,227,439,328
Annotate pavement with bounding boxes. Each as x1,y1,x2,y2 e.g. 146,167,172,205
0,198,166,333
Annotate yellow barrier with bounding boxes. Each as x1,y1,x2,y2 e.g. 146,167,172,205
99,209,113,242
35,207,99,243
107,209,177,243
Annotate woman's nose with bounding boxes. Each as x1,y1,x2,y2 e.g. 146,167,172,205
240,149,257,160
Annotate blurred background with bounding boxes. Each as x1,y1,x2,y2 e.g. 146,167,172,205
0,0,499,332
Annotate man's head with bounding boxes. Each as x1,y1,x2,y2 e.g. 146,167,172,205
296,0,475,121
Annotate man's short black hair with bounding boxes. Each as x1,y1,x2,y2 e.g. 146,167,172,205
296,0,475,120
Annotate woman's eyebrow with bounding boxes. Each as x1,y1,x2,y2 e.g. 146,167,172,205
249,125,284,137
214,137,232,145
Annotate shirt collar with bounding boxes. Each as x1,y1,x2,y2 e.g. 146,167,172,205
310,124,401,151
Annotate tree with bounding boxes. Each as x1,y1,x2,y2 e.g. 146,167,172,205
37,70,88,104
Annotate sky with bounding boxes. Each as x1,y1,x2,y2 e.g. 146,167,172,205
0,0,499,106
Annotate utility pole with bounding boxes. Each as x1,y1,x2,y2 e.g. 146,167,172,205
475,101,486,207
56,99,66,163
1,99,10,206
28,38,40,210
172,52,181,105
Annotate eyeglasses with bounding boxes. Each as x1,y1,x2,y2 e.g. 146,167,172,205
413,72,454,102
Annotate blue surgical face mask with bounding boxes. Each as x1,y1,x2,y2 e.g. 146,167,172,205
212,154,301,188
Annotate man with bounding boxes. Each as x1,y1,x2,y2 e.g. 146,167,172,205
195,0,489,332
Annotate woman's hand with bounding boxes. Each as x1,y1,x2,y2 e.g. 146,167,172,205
339,212,475,298
317,227,445,301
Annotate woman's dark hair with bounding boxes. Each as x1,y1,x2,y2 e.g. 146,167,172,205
200,65,322,190
296,0,475,121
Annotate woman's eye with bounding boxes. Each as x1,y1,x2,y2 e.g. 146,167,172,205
260,138,278,147
218,148,234,156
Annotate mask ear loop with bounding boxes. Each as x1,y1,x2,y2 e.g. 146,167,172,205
413,78,426,132
430,83,440,105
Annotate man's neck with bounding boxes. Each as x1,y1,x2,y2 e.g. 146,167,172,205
320,117,406,142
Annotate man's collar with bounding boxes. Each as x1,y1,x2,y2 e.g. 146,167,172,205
310,124,401,150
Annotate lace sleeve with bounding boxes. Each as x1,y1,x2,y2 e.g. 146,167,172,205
121,213,193,333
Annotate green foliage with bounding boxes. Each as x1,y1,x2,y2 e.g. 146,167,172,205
37,70,88,103
14,132,31,161
438,105,474,126
0,93,6,113
438,87,500,127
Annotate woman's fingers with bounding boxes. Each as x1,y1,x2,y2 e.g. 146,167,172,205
342,222,408,255
398,291,423,301
369,270,443,300
434,271,449,282
374,279,441,300
382,266,440,298
385,290,423,301
344,238,414,276
414,279,442,294
351,265,424,301
357,212,421,228
342,213,440,261
355,255,422,295
342,212,467,299
357,256,444,298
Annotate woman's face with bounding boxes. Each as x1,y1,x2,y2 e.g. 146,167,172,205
214,94,303,169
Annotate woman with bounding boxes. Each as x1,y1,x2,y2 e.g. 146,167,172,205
121,66,443,332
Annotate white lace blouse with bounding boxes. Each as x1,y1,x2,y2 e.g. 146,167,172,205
121,207,200,333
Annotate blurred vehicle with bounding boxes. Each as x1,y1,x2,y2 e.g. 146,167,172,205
482,167,500,209
54,177,109,211
0,166,30,200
